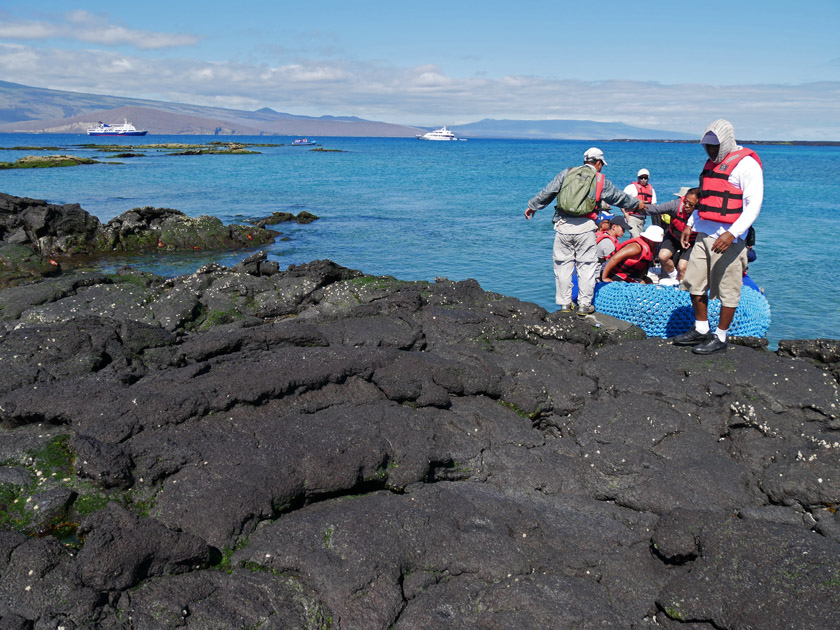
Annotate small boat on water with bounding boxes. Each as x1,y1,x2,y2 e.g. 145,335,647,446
86,119,148,136
292,138,318,146
417,126,464,141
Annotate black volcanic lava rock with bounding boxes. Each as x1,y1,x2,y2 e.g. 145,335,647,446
0,258,837,628
98,206,278,252
0,243,61,288
0,193,101,257
0,193,282,287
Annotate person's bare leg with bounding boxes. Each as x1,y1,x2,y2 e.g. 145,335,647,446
659,250,675,278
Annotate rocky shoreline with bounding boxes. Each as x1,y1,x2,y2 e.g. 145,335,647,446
0,241,838,627
0,192,322,289
0,193,839,628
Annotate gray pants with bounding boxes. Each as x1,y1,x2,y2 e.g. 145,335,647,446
553,230,597,307
627,213,646,238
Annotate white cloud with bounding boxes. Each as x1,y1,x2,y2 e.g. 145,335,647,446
0,21,55,39
1,42,839,140
0,10,198,50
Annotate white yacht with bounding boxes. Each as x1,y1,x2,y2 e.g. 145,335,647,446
417,126,460,141
87,119,148,136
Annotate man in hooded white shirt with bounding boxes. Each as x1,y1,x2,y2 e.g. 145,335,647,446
671,119,763,354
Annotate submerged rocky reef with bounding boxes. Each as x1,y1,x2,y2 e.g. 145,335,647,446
0,155,101,169
0,252,838,628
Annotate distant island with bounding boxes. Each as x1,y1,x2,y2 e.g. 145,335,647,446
450,118,693,141
0,80,422,138
609,138,840,146
0,80,692,140
2,80,836,143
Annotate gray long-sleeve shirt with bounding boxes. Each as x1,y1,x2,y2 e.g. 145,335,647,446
527,164,642,234
640,198,680,217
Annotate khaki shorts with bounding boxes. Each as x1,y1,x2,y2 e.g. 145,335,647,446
681,233,747,308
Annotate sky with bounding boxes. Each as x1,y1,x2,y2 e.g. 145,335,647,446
1,1,839,139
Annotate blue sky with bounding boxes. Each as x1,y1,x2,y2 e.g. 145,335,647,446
1,1,839,139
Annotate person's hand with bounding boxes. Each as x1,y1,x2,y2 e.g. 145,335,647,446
524,208,535,220
636,199,646,211
601,276,612,283
681,226,692,249
712,231,735,253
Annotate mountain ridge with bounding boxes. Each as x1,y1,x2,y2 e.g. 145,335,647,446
0,80,692,139
453,118,693,140
0,80,422,137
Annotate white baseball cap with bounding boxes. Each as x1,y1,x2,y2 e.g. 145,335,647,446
637,168,650,177
583,147,607,165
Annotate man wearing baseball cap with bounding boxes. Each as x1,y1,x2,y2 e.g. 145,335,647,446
525,147,645,315
596,216,629,278
622,168,658,237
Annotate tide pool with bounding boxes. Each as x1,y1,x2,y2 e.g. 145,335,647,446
2,133,838,348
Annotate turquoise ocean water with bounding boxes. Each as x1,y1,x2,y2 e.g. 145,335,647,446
1,133,838,348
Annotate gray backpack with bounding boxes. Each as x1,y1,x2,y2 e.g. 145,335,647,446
556,166,605,217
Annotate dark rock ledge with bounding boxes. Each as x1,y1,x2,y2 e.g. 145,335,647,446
0,257,838,629
0,192,322,288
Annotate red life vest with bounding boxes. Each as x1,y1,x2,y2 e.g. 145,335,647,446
582,172,605,219
667,197,696,244
596,231,619,248
596,231,620,262
591,173,605,219
627,181,653,216
632,181,653,203
697,148,762,224
608,236,655,282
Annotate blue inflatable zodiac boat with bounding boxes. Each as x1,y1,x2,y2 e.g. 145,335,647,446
590,275,771,339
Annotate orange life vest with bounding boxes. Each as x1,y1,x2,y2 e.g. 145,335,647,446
697,148,762,224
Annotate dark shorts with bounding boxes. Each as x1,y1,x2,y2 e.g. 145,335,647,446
659,231,693,263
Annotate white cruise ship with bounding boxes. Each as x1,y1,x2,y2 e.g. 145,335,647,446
86,120,148,136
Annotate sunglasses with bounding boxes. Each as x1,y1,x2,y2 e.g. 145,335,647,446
638,176,649,180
